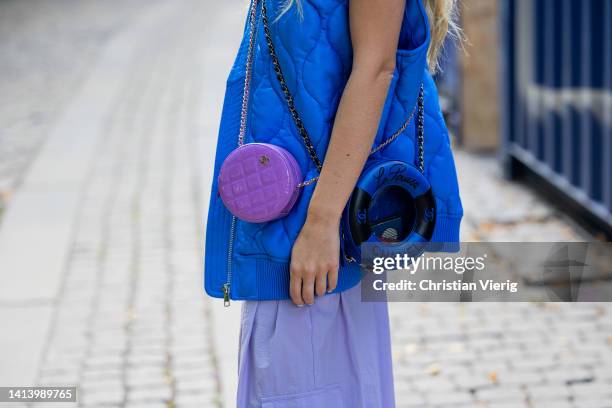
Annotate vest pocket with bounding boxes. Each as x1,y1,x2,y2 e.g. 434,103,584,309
260,384,344,408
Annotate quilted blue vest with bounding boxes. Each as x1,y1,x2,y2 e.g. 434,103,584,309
205,0,463,301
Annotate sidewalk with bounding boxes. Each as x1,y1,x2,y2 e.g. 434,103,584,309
0,1,610,408
0,0,154,217
0,0,243,406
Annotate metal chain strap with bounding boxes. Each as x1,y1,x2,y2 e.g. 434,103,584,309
371,85,425,175
238,0,260,146
241,0,426,186
261,0,323,172
369,104,417,155
417,83,425,173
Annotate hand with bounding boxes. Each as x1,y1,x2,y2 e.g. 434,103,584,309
289,212,340,306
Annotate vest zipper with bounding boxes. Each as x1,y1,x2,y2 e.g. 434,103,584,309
223,0,260,307
223,215,237,307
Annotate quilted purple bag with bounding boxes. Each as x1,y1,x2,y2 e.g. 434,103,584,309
219,143,303,223
218,0,321,223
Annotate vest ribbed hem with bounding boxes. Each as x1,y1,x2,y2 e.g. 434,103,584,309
431,214,462,252
256,258,291,300
230,255,363,301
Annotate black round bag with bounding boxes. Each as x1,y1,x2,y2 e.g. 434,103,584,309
341,85,436,263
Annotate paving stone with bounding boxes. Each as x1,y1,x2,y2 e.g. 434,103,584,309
395,392,427,408
80,377,123,393
411,376,457,393
531,401,574,408
569,381,612,399
81,367,123,382
591,367,612,383
426,390,474,405
487,402,529,408
476,385,527,403
126,385,172,403
527,384,572,404
174,392,218,406
37,373,80,387
80,387,125,406
175,376,216,394
571,400,612,408
453,374,497,391
126,353,166,367
125,403,167,408
545,368,594,385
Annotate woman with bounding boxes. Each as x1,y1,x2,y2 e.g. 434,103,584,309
205,0,463,406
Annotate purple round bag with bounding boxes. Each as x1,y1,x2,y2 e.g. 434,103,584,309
218,143,303,223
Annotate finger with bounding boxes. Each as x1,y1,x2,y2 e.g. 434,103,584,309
327,266,338,293
290,266,304,306
315,271,327,297
302,270,316,305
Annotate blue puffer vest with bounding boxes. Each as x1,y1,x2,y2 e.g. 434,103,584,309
205,0,463,301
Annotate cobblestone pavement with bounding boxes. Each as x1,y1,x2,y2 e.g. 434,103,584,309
32,9,220,405
1,1,611,408
0,0,242,406
0,0,159,217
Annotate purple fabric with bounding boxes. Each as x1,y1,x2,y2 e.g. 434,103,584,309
218,143,303,223
237,283,395,407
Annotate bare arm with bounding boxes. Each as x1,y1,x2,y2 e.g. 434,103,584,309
290,0,406,306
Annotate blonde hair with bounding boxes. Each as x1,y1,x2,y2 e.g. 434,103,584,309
422,0,462,72
278,0,462,73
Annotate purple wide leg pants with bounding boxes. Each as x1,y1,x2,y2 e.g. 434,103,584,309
236,282,395,408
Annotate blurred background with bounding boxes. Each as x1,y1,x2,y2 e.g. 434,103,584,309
0,0,610,407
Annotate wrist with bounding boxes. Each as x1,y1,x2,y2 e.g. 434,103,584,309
306,201,342,226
